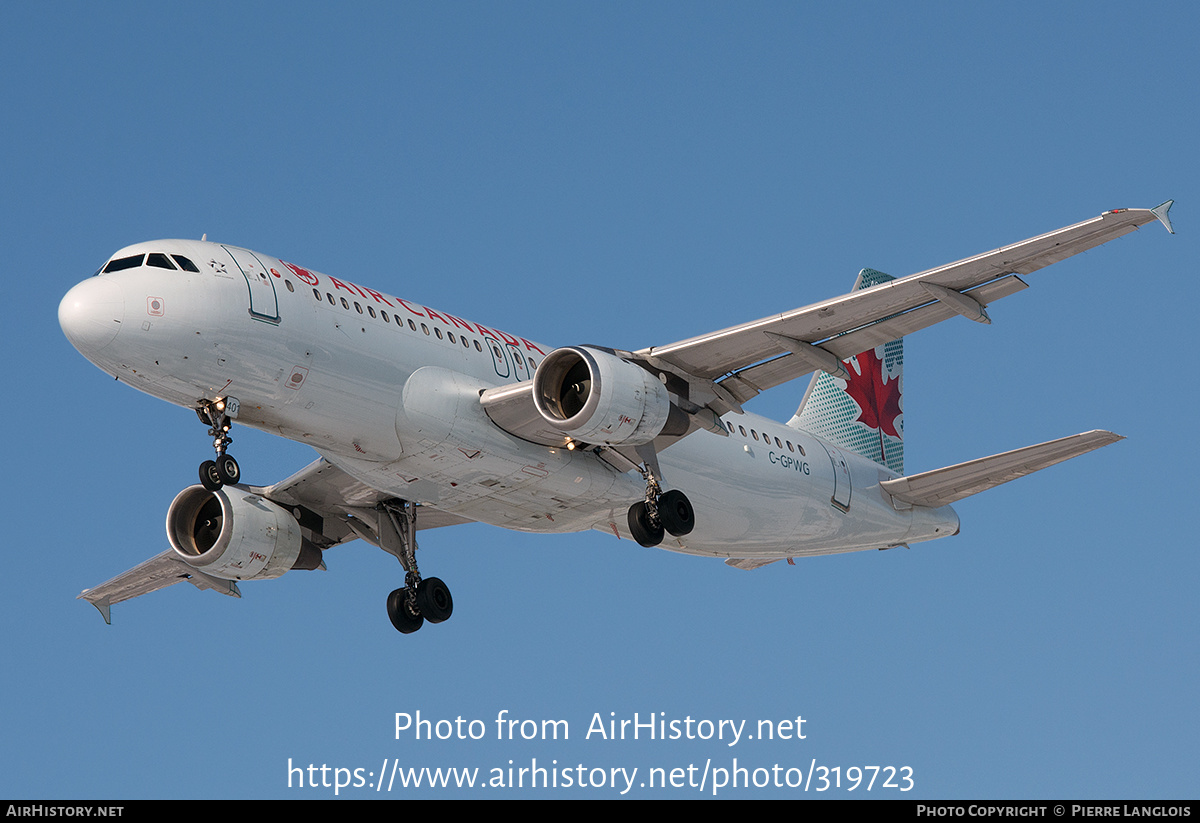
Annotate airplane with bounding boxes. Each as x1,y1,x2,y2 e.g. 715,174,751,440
59,201,1175,633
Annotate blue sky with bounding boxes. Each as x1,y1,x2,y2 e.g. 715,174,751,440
3,2,1196,798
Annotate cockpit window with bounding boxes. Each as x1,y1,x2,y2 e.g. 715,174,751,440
147,253,177,270
102,254,145,273
172,255,200,272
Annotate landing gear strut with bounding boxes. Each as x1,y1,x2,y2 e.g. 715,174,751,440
196,398,240,491
626,470,694,548
379,500,454,634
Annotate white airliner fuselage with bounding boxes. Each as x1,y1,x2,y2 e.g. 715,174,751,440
61,239,951,557
59,203,1172,631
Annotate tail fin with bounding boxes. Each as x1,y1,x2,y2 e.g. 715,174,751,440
788,268,904,473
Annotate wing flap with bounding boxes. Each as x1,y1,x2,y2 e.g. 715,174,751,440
724,558,781,571
718,275,1029,400
879,430,1123,509
254,457,391,512
251,458,475,545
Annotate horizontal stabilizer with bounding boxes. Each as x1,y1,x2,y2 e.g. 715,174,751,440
880,430,1123,509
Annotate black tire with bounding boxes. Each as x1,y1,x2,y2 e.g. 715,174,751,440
199,460,223,491
659,490,695,537
416,577,454,624
627,501,664,548
387,588,424,634
215,454,240,485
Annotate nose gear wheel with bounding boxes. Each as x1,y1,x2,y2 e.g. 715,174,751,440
199,460,223,491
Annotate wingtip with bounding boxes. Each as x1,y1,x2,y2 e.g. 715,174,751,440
1079,429,1125,449
1151,200,1175,234
79,593,112,625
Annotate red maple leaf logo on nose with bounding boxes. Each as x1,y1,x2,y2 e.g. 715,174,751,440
842,348,902,438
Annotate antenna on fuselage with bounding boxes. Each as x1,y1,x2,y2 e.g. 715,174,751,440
201,233,207,241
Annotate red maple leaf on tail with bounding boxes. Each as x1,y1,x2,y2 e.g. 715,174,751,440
842,348,902,438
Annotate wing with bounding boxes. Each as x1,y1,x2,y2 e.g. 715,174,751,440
78,458,472,623
637,202,1174,409
482,203,1172,461
248,457,472,546
77,550,243,625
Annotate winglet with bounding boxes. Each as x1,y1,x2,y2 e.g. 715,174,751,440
79,591,112,625
1151,200,1175,234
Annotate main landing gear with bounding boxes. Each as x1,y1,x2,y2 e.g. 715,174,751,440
627,471,694,548
196,398,241,491
378,500,453,634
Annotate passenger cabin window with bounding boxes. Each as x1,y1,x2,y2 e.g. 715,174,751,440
102,254,144,273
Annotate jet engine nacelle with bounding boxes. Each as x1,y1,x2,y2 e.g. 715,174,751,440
166,485,308,581
532,346,673,446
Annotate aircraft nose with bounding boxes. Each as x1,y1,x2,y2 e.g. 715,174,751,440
59,276,125,355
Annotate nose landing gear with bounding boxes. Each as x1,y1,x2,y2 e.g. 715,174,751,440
196,398,240,491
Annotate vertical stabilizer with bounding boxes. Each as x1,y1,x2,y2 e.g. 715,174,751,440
788,268,904,473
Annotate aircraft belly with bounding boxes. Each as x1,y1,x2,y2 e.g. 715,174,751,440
649,422,917,558
326,365,639,531
329,445,635,533
656,438,809,550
